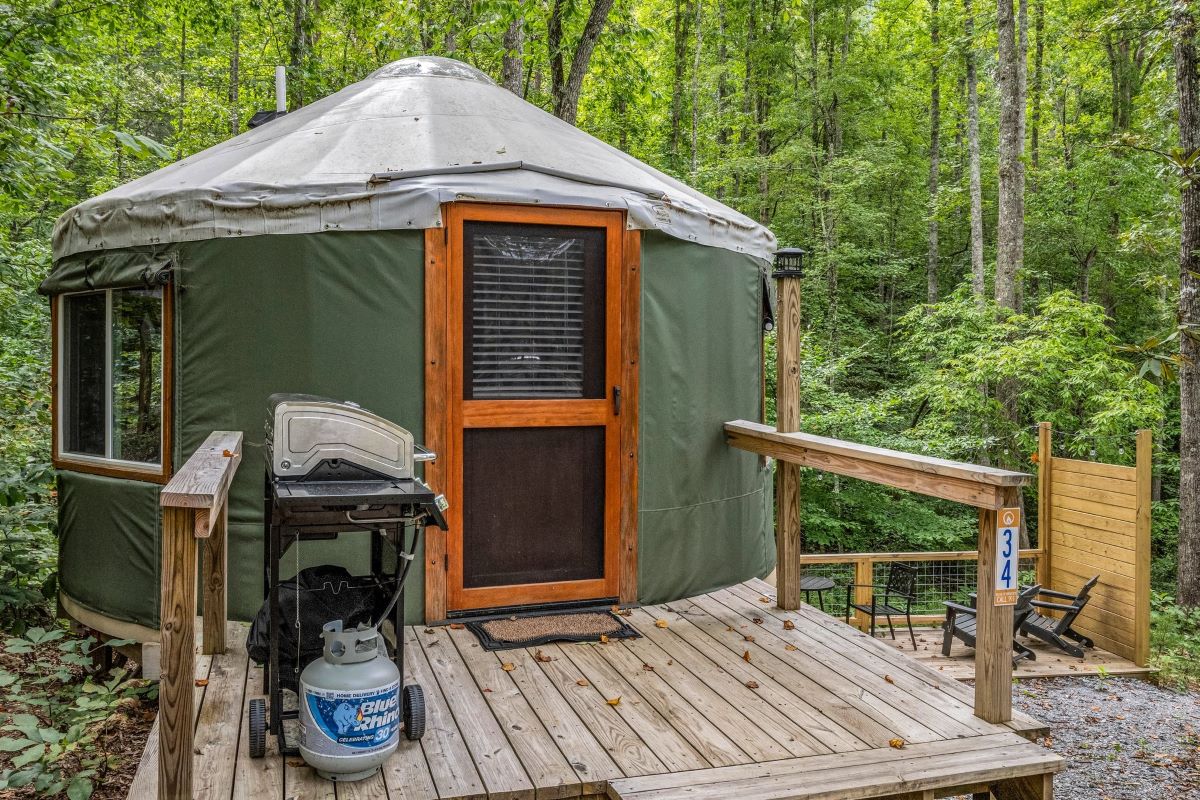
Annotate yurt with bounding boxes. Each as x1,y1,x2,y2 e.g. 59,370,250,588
41,56,778,638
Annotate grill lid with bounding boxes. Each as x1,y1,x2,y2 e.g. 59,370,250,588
266,394,432,481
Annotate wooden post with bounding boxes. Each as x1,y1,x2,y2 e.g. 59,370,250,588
157,430,241,800
201,502,227,655
158,506,197,800
1036,422,1052,590
774,264,803,610
854,557,873,631
1134,429,1152,667
974,486,1018,723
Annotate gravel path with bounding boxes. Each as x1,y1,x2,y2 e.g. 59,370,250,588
1006,677,1200,799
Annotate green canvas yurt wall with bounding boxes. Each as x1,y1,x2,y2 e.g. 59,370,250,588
50,228,773,631
637,233,774,604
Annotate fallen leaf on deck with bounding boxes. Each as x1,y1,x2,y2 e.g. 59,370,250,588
534,650,554,663
600,635,610,644
287,758,306,767
784,644,798,651
752,617,764,625
655,619,669,629
642,663,655,672
889,738,905,749
667,659,674,665
501,663,515,672
726,625,735,632
746,681,760,689
742,650,752,662
783,620,795,630
607,696,621,706
424,628,435,634
744,634,755,642
884,675,895,684
759,597,771,603
448,623,465,630
576,679,590,687
194,679,209,687
483,688,492,693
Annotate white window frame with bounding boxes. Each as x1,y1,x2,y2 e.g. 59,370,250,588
55,288,166,476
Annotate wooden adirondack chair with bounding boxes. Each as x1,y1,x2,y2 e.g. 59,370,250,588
1019,575,1099,658
941,583,1040,666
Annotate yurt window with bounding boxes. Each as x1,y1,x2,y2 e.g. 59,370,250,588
55,287,168,477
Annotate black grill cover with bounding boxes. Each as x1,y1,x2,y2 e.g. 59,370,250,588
246,565,384,692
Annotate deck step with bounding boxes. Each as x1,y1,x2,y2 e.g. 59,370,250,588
606,732,1060,800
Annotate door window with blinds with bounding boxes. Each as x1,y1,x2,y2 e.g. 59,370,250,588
463,223,606,400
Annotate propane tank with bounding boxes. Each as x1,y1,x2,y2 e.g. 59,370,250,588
299,621,400,781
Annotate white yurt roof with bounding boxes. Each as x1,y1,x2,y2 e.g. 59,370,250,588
53,57,776,261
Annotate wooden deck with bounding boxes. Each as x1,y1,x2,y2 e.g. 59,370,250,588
878,627,1154,681
126,579,1061,800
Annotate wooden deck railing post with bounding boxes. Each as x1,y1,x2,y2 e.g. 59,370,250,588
1134,429,1152,667
157,506,197,800
158,431,242,800
774,262,804,610
202,501,228,655
1036,422,1052,590
853,557,873,631
974,485,1019,724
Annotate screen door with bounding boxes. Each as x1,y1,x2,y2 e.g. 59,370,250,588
449,209,623,611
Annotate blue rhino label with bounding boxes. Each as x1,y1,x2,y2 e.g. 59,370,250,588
301,679,401,754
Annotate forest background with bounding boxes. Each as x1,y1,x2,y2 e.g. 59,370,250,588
2,0,1200,755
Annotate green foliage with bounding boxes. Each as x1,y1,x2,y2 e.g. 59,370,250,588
1149,592,1200,690
0,631,152,798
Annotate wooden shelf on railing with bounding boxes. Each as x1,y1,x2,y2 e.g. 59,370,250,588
724,419,1030,509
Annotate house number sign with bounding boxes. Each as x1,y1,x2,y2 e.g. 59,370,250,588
993,507,1021,606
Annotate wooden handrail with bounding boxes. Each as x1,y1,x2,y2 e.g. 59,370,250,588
725,420,1030,509
725,418,1034,724
157,431,242,800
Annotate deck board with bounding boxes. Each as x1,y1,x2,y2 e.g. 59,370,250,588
126,581,1063,800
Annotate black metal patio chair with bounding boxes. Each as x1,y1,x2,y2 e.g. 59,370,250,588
1019,575,1099,658
941,583,1040,666
845,562,918,649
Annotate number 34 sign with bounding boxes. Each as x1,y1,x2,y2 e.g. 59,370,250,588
994,508,1021,606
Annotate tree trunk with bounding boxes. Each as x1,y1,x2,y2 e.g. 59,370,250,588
995,0,1024,311
550,0,617,124
288,0,308,107
1031,0,1043,173
502,12,524,95
691,0,703,174
927,0,941,305
229,11,240,137
671,0,690,159
1175,0,1200,609
966,0,985,299
177,18,186,159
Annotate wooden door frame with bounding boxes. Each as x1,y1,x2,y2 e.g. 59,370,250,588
423,202,640,622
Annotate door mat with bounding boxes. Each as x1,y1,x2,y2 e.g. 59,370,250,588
467,610,640,651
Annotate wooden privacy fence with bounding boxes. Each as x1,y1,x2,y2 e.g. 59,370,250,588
157,431,242,800
1037,423,1151,666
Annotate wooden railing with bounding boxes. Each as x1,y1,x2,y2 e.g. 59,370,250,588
157,431,242,800
724,419,1032,725
796,548,1042,629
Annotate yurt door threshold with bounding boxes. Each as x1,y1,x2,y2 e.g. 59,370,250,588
426,203,639,616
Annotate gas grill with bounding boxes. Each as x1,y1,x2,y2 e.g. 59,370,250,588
250,394,448,763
